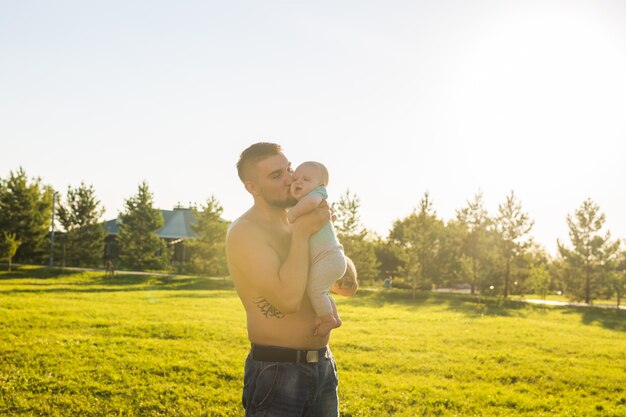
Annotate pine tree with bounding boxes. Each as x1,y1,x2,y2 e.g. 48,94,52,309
333,189,362,237
456,192,492,294
57,183,105,267
557,198,619,304
0,168,53,263
495,191,534,299
187,196,229,276
117,182,167,270
333,189,379,280
389,192,444,297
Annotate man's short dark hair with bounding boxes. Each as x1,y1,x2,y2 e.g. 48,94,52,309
237,142,283,182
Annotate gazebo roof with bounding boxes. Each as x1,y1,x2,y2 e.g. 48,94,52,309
104,208,198,240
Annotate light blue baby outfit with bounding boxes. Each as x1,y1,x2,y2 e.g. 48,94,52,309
303,186,347,316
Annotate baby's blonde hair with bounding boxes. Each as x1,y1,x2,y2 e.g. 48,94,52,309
300,161,329,186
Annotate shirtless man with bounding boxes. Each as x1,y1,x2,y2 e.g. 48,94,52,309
226,142,358,417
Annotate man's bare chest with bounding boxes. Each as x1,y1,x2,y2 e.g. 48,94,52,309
267,227,292,261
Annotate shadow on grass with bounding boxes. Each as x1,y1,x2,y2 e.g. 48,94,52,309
0,265,84,280
347,288,517,316
90,274,235,292
0,266,235,297
563,306,626,332
345,288,626,332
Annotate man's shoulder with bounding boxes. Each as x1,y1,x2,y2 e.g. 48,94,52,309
227,215,262,242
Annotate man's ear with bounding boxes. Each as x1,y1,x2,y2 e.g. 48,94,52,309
244,181,257,195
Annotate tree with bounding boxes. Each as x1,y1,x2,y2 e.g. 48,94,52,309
187,196,229,277
374,237,406,280
0,168,53,263
333,190,379,280
494,191,534,299
610,246,626,308
57,183,105,267
549,257,567,297
437,220,470,288
117,182,168,270
0,232,21,272
528,263,551,301
455,192,493,294
333,189,361,237
389,192,444,298
557,198,619,304
514,243,550,296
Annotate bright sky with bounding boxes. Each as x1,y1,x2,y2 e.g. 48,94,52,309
2,0,625,255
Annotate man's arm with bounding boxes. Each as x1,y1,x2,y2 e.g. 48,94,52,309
331,256,358,297
287,193,323,223
226,207,330,314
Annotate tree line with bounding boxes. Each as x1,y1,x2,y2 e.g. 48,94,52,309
1,167,624,306
0,168,228,277
335,190,625,307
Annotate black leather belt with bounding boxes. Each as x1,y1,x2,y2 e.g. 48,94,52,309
251,344,329,364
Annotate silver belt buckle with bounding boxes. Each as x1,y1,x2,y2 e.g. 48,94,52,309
306,350,319,363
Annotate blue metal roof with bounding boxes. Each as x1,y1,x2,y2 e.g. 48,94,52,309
104,208,197,239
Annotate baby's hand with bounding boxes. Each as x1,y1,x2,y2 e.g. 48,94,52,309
292,204,331,237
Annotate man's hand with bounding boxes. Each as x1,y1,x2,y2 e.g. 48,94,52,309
332,256,358,297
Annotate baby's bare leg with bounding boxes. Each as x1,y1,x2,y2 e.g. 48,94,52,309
330,296,342,327
308,250,347,336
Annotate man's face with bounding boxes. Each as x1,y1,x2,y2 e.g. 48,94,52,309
250,153,297,208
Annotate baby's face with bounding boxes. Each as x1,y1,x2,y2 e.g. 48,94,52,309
290,164,323,200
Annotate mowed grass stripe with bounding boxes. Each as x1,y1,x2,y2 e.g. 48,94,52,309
1,267,624,416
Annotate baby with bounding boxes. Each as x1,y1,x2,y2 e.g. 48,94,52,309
288,161,347,337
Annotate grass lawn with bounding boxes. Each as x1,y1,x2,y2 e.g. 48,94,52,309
1,266,625,416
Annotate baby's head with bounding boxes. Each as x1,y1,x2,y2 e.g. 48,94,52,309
291,161,329,200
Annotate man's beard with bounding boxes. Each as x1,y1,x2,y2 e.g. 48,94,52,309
268,195,297,208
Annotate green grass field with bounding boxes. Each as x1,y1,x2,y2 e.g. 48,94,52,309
1,267,625,416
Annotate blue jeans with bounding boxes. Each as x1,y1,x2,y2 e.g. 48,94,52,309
242,348,339,417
